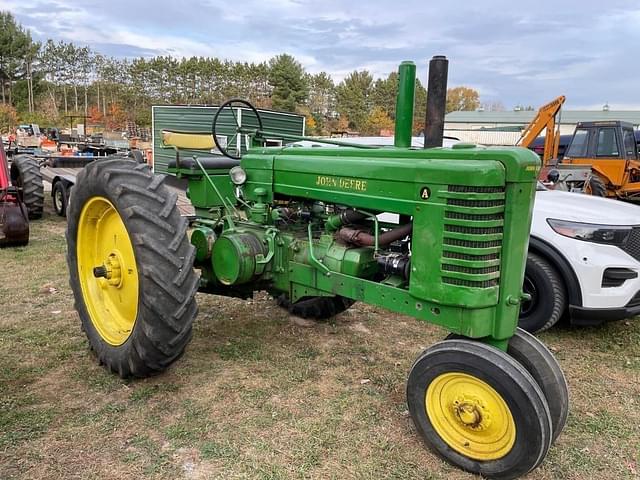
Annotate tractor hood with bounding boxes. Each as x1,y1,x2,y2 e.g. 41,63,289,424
535,188,640,226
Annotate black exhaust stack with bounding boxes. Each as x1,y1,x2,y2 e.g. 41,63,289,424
424,55,449,148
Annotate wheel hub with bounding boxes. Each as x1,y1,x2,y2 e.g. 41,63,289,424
454,397,491,430
426,372,516,460
93,251,125,287
76,196,139,346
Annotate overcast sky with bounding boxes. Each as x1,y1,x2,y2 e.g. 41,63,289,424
3,0,640,110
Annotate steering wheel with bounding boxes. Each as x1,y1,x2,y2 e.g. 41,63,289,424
211,98,264,160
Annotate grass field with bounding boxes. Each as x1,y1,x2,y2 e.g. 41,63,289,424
1,203,640,479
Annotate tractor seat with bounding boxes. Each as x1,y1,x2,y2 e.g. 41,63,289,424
167,157,240,170
162,130,216,150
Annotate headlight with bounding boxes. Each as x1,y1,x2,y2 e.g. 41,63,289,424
547,219,632,246
229,166,247,185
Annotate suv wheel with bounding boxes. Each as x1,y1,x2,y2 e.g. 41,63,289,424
519,252,567,333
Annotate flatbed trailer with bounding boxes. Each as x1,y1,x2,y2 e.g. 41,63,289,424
37,155,194,217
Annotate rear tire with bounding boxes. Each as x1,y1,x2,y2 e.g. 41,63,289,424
519,252,566,333
276,294,354,320
66,157,199,378
10,155,44,219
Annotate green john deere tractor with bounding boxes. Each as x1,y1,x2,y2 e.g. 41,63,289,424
66,58,568,479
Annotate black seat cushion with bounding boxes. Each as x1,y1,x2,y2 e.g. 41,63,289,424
168,156,240,170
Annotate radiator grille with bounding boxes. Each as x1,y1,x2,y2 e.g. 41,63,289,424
442,264,500,274
447,198,505,208
444,238,502,248
445,225,503,235
441,185,505,289
621,227,640,262
448,185,505,193
446,211,504,221
443,251,500,261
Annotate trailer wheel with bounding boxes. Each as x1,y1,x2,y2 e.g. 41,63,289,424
407,339,552,479
585,174,607,197
52,181,69,217
66,157,199,378
10,155,44,219
507,328,568,444
276,294,354,320
519,252,566,333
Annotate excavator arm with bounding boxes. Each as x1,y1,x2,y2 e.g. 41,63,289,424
517,95,566,165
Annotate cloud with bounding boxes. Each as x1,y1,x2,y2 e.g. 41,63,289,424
2,0,639,108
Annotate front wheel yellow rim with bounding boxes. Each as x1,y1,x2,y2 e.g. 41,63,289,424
77,196,139,346
426,372,516,461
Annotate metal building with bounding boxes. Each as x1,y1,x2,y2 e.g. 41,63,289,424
152,105,305,174
444,108,640,145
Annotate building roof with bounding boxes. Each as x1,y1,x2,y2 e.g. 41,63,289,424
445,110,640,125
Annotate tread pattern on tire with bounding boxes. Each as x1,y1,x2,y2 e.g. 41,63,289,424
11,155,44,219
66,157,199,378
276,294,354,320
507,328,569,444
586,174,607,197
523,252,566,333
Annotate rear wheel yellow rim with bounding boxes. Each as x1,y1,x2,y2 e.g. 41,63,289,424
426,372,516,461
77,196,139,346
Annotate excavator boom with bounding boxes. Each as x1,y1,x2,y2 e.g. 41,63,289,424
517,95,566,165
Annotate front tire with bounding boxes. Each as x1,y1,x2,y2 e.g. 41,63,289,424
519,252,566,333
66,158,199,378
507,328,569,444
407,340,552,479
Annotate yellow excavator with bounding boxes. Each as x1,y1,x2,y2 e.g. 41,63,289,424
519,96,640,200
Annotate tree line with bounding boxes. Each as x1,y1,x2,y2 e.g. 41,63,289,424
0,11,481,136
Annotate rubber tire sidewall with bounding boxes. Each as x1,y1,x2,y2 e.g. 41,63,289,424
407,340,552,480
587,174,607,197
52,181,68,217
507,328,569,444
519,253,566,333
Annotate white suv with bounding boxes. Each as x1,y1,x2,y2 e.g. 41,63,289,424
522,183,640,332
